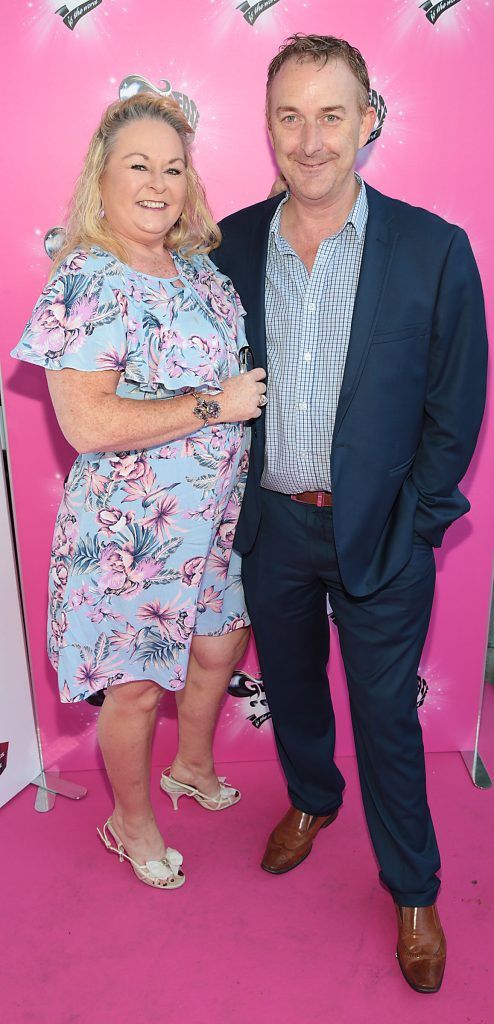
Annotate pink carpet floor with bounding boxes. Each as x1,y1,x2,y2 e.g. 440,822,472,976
1,751,493,1024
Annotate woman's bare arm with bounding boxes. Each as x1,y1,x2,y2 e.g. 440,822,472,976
45,367,266,454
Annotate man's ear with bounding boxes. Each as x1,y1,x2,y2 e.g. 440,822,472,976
358,105,377,148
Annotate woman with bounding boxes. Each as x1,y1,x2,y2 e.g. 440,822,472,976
11,93,266,890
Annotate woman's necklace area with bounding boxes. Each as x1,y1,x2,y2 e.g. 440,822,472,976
129,246,178,279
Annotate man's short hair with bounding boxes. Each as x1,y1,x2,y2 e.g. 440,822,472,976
267,34,371,115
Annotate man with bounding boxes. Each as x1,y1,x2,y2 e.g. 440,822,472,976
213,34,487,992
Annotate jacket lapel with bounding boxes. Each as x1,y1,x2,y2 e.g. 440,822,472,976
333,187,398,438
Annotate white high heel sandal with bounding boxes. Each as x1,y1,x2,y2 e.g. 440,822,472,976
160,767,241,811
97,819,185,890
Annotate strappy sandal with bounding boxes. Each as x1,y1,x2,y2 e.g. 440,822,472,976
160,767,241,811
97,819,185,889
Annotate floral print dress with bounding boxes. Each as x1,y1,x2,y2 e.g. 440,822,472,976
11,246,250,702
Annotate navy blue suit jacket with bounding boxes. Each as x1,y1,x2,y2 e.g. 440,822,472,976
213,184,488,596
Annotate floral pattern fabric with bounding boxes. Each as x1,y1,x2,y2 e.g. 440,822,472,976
11,247,250,702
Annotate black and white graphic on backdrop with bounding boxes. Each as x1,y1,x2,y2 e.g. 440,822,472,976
419,0,463,24
228,670,271,729
88,668,274,729
367,89,387,144
227,666,428,732
236,0,281,25
55,0,103,31
417,676,429,709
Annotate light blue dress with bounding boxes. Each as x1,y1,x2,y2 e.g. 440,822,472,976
11,246,250,702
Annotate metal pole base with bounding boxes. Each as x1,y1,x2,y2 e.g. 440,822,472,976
32,769,88,812
461,750,493,790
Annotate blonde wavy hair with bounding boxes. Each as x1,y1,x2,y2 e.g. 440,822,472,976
53,93,221,271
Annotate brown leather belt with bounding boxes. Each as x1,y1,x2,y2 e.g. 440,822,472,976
290,490,333,508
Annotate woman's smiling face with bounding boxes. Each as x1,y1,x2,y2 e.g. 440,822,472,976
100,118,188,248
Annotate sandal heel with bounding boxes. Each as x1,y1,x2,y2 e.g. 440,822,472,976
160,767,241,812
169,790,181,811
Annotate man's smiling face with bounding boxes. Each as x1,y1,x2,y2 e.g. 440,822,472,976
267,56,376,208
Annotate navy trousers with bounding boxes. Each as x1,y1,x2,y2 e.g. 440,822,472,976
242,489,441,906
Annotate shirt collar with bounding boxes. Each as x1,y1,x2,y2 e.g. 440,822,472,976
349,174,368,239
270,173,368,252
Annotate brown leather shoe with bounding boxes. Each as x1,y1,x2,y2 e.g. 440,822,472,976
261,805,338,874
395,903,446,993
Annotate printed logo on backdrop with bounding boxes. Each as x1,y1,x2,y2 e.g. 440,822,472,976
419,0,463,24
43,74,199,261
82,670,273,727
416,675,429,708
367,89,387,145
228,671,271,729
0,742,9,777
226,666,428,731
237,0,281,25
119,75,199,133
55,0,103,31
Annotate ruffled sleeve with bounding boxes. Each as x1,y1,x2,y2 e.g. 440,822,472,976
11,254,128,373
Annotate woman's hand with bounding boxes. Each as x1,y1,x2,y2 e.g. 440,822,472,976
218,368,267,422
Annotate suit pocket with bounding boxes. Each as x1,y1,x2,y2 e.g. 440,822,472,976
371,325,427,345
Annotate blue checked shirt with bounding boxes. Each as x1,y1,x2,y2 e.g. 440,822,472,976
261,176,368,493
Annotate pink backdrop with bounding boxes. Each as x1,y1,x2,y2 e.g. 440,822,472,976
1,0,492,771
